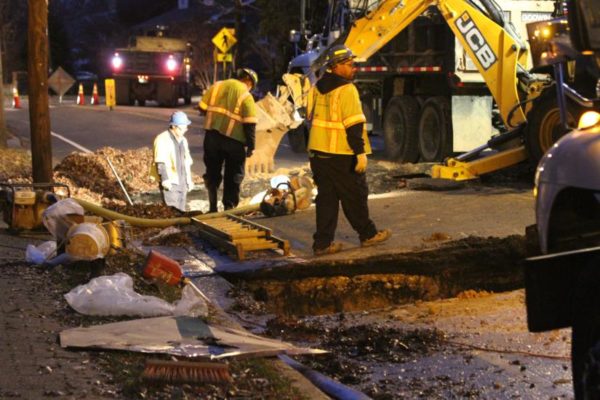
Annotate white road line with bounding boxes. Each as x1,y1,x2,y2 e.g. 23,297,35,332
50,131,92,154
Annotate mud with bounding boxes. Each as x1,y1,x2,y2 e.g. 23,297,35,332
232,289,572,399
227,235,527,316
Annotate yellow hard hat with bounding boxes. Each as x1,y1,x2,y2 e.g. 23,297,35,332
238,68,259,87
325,45,355,67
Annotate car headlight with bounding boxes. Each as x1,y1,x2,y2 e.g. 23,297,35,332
578,111,600,129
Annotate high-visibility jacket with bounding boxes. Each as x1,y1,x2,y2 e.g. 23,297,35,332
307,83,372,155
199,79,257,144
149,130,193,189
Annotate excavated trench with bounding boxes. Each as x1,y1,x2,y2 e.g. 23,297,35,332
223,235,528,316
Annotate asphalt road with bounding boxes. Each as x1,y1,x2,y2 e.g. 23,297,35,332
4,95,309,176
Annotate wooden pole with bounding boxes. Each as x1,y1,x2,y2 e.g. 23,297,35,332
234,0,243,68
28,0,52,183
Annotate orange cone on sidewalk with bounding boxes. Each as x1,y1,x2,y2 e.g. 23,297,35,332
90,83,100,105
76,83,85,105
12,87,21,109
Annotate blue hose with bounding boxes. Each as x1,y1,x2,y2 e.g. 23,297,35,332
278,354,371,400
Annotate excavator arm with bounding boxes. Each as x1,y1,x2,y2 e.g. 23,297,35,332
342,0,554,180
251,0,550,178
346,0,532,132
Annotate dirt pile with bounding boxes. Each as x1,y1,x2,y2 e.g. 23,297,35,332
54,147,159,198
0,147,160,204
0,148,32,181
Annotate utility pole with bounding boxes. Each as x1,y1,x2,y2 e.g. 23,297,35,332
28,0,52,183
234,0,243,72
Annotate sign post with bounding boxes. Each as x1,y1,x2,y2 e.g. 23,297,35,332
47,67,75,104
212,28,237,80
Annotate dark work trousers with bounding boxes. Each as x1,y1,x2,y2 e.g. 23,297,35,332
309,153,378,250
203,129,246,210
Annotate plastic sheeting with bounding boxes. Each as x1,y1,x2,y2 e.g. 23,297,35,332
25,241,57,264
60,316,326,359
42,198,84,240
64,273,208,318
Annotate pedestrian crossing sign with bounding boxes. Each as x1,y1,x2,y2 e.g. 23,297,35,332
212,27,237,54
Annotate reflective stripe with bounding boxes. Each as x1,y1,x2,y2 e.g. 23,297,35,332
205,81,223,128
311,119,345,129
199,100,209,110
343,114,366,127
226,91,252,136
329,89,341,152
205,106,245,122
242,116,258,123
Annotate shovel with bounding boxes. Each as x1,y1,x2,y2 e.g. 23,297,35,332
142,250,212,305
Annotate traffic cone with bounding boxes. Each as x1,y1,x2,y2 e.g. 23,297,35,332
90,83,99,105
76,83,85,105
12,87,20,109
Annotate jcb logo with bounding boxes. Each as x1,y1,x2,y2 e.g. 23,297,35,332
455,12,497,70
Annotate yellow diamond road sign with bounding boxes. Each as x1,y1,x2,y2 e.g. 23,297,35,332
48,67,76,97
212,27,236,54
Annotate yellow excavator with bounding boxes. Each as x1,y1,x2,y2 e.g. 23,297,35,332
251,0,593,180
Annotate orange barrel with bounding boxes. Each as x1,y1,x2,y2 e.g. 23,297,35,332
142,250,182,286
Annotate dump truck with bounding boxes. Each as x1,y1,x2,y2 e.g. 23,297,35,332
110,31,193,107
523,0,600,397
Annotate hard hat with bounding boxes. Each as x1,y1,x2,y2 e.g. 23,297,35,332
238,68,259,87
169,111,191,126
325,44,355,67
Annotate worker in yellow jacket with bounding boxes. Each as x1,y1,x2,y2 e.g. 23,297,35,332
150,111,194,212
307,45,391,255
198,68,258,212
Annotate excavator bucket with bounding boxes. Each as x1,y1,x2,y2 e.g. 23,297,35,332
246,87,302,175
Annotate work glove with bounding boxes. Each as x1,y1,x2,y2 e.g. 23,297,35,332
355,153,368,174
246,146,255,158
161,180,172,191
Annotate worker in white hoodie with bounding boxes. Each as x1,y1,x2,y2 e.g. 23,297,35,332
150,111,194,212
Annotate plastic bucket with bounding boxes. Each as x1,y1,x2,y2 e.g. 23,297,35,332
65,222,110,260
143,250,182,286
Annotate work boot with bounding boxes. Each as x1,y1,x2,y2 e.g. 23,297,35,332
313,242,343,256
361,229,392,247
207,187,218,213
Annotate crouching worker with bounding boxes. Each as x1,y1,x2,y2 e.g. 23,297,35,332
307,45,391,256
198,68,258,212
151,111,194,212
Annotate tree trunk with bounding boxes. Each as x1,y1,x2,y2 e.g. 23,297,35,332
28,0,52,183
0,34,7,148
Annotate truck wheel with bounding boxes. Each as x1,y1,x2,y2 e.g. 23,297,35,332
157,82,178,108
115,79,134,106
383,96,420,162
287,124,307,153
525,89,584,163
572,255,600,399
418,97,452,162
